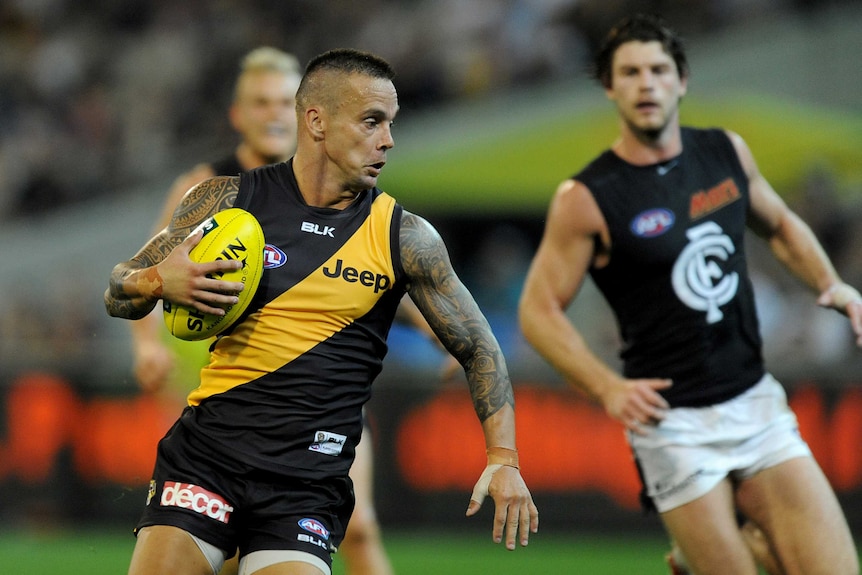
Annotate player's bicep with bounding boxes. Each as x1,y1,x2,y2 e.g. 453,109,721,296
399,211,488,358
522,180,601,310
727,130,788,238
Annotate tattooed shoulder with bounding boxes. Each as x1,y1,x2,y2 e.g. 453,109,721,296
399,210,449,278
169,176,240,236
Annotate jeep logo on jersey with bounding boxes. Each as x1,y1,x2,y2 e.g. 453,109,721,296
263,244,287,269
298,518,330,540
160,481,234,524
301,221,335,237
671,221,739,324
322,259,391,293
631,208,675,238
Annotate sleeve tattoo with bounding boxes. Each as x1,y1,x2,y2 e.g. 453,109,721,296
104,177,239,318
399,211,514,421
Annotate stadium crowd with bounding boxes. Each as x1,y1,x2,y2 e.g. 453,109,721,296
0,0,854,219
0,0,859,381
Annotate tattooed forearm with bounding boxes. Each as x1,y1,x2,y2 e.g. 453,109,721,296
104,288,153,319
104,260,158,319
462,336,515,421
104,176,238,320
400,211,515,422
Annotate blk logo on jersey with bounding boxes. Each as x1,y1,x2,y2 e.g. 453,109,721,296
263,244,287,269
630,208,675,238
301,221,335,237
671,221,738,324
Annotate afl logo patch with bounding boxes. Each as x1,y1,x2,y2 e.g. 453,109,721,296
263,244,287,269
298,518,330,540
631,208,675,238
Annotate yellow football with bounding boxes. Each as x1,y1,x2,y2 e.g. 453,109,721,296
163,208,265,341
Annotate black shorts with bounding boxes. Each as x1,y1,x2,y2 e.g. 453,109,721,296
136,420,355,568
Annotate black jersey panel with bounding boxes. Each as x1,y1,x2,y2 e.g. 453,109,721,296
579,128,765,407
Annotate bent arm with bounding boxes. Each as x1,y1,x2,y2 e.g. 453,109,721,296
399,211,538,547
518,180,620,401
104,176,242,320
733,130,862,313
399,211,513,432
129,164,218,390
518,180,671,428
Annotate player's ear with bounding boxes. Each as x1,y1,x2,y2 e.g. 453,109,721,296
678,72,688,99
228,103,243,133
304,107,326,141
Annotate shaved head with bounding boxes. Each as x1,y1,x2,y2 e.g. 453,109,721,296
296,48,395,114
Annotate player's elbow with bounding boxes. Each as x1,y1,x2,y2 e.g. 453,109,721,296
104,291,125,319
103,288,148,320
518,292,545,346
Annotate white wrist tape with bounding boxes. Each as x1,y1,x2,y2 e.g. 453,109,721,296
470,463,503,505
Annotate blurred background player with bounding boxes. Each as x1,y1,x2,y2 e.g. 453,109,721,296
131,46,301,398
518,14,860,575
129,46,398,575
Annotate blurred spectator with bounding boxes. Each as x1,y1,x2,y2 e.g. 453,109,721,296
6,0,846,222
0,0,859,381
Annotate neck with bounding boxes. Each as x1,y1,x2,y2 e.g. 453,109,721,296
613,117,682,166
291,152,363,210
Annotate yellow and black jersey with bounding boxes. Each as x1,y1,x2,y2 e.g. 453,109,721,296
180,159,407,480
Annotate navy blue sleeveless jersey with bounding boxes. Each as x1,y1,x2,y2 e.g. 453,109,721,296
577,128,765,407
180,160,407,480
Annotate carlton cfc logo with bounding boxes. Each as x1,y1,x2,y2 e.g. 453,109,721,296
263,244,287,269
671,221,738,324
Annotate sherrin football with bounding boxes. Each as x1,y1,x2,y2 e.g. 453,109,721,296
163,208,265,341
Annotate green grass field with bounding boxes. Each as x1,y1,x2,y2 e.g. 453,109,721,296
3,529,857,574
0,529,674,574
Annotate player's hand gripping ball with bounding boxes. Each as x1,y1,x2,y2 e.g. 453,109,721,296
164,208,265,341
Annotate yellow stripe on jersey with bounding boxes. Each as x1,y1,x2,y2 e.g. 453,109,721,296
188,193,397,405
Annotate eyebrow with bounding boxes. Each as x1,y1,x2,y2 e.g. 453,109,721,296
362,105,399,120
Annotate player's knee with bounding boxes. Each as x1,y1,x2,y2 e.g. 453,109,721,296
343,507,381,546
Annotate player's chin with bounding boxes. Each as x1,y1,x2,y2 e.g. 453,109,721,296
355,172,380,189
254,135,291,155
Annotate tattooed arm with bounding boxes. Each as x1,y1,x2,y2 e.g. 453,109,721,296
399,210,538,548
399,211,512,422
104,177,244,320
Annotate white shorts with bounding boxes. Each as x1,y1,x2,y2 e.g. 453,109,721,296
629,373,812,513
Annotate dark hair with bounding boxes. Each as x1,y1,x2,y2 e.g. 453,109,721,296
592,14,688,89
297,48,395,110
